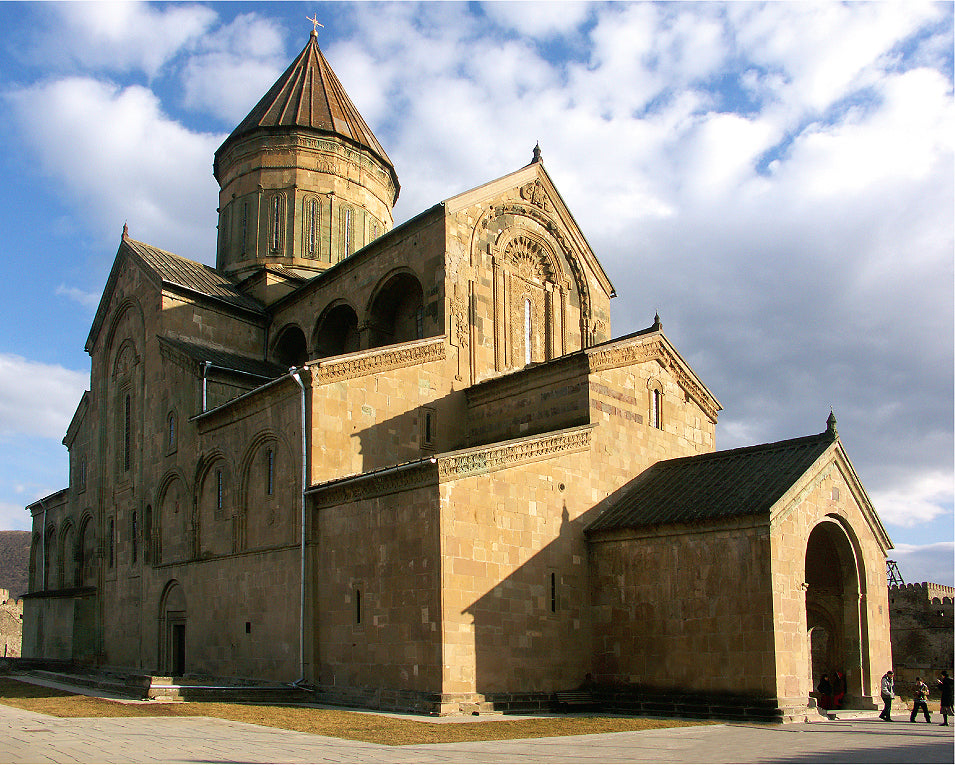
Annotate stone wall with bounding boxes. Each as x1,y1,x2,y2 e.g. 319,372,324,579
889,582,954,690
0,589,23,658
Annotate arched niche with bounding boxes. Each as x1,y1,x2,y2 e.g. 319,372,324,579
366,271,424,348
273,324,308,368
314,302,359,358
158,473,190,564
239,433,296,551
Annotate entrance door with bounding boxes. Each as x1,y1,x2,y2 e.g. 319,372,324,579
172,622,185,677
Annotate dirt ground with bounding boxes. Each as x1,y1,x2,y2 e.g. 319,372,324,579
0,678,710,745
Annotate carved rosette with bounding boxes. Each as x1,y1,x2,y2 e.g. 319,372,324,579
505,235,554,282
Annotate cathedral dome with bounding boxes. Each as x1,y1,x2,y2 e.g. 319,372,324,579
214,31,398,284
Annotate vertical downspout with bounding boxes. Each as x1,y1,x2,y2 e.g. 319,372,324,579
289,367,307,685
202,361,211,411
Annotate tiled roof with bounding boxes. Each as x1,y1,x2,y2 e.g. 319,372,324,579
159,337,284,380
123,238,263,315
586,430,836,533
219,31,394,174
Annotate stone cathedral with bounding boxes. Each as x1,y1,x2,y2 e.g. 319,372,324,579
23,32,893,719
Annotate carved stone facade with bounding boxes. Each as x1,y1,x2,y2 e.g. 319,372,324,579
22,33,893,720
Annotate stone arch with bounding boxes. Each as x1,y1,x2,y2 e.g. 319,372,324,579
804,516,868,705
158,580,187,676
238,430,297,550
57,519,75,589
273,323,308,368
76,513,96,587
313,300,360,358
196,452,235,558
157,470,191,564
366,270,425,348
104,297,146,357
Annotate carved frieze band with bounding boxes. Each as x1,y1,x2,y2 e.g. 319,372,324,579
309,461,437,509
438,427,592,481
313,339,446,383
588,339,719,422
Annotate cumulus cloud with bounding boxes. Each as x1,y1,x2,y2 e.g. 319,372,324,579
0,354,88,440
872,473,954,528
33,1,217,77
6,77,223,262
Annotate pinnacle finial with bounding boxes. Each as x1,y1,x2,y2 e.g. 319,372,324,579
531,142,542,164
306,15,324,37
826,409,838,438
122,222,129,240
652,311,662,330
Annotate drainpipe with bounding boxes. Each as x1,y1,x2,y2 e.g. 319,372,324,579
39,499,47,592
201,361,211,412
288,367,307,686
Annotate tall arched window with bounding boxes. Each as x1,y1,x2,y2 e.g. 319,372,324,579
269,195,283,253
651,387,663,429
123,392,132,472
306,198,319,257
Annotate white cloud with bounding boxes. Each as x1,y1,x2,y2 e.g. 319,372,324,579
872,473,954,528
0,502,31,532
180,13,287,124
0,354,88,440
482,1,592,38
890,542,955,587
56,284,99,311
39,1,217,77
6,77,223,263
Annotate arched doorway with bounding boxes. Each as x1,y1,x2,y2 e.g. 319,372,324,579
367,272,424,348
804,519,867,705
314,303,359,358
158,581,187,677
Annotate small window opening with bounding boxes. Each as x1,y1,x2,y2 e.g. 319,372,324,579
344,207,353,257
355,589,362,625
245,621,252,634
266,449,274,496
550,571,557,613
307,199,318,256
425,412,433,445
168,413,176,451
651,388,662,430
216,469,223,513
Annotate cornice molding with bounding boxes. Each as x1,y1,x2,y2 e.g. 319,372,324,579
312,338,446,384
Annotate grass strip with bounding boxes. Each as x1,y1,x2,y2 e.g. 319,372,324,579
0,678,709,745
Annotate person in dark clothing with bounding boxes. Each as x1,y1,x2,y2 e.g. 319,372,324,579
832,671,846,709
879,670,894,721
910,677,931,723
817,674,833,710
937,670,954,726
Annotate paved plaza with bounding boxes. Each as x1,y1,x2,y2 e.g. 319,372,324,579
0,700,952,764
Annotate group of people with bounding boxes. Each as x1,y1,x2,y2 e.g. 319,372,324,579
877,669,954,725
815,672,846,710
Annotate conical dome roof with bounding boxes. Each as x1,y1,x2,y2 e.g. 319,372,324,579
215,31,395,185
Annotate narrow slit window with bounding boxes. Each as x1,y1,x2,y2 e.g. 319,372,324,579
550,571,557,613
241,202,249,254
308,199,318,256
344,207,353,258
652,388,662,430
123,393,131,472
524,299,532,366
270,196,282,252
131,511,138,563
216,469,223,513
108,518,115,568
168,413,176,451
266,448,274,496
355,589,362,625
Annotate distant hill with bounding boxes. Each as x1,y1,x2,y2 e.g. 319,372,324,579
0,531,30,599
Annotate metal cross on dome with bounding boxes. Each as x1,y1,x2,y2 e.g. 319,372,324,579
306,15,324,34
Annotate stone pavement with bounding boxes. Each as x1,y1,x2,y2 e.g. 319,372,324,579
0,700,952,764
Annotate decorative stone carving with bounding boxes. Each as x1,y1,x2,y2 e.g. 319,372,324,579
450,298,469,348
519,181,549,210
438,426,592,480
313,339,446,384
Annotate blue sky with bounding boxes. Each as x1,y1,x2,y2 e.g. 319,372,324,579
0,1,952,585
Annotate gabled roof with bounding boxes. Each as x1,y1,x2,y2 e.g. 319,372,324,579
86,234,265,353
215,31,395,189
443,157,615,299
586,429,837,533
158,336,284,380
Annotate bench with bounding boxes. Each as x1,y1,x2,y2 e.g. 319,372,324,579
554,690,599,711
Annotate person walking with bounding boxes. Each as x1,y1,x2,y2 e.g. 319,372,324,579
937,670,954,726
910,677,931,722
878,670,895,721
